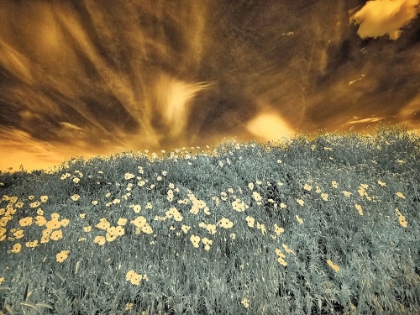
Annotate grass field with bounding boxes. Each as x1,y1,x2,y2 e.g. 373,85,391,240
0,123,419,315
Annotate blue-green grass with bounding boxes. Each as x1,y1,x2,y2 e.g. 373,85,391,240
0,123,419,315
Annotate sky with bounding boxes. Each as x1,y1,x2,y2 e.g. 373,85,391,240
0,0,419,172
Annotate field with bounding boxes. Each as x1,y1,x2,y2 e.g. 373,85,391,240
1,124,419,315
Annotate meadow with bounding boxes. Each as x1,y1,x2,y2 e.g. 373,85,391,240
0,123,419,315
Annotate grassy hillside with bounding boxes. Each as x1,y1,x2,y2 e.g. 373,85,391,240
0,124,419,315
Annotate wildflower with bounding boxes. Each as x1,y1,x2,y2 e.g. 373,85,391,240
51,213,60,220
115,226,126,236
326,259,340,272
218,218,234,229
74,170,83,178
50,230,63,241
205,224,217,235
275,249,287,266
173,213,183,221
212,196,220,206
26,240,39,248
342,191,352,198
106,227,119,242
395,192,406,199
395,208,407,227
9,196,18,204
131,216,147,228
71,194,80,201
257,222,266,235
248,182,254,190
252,191,262,203
94,236,106,246
355,204,363,216
193,200,207,209
118,218,127,226
181,225,191,234
166,207,178,217
125,303,133,311
13,229,24,239
245,216,255,228
19,217,33,227
282,244,294,254
40,196,48,203
241,298,249,308
0,216,11,228
296,215,303,224
303,184,312,191
125,173,135,180
190,235,200,248
398,216,407,228
41,229,52,238
296,199,304,206
56,250,70,263
29,201,41,208
232,198,248,212
154,216,166,221
378,180,386,187
96,218,111,230
274,224,284,235
7,243,22,253
130,274,143,285
202,238,213,251
131,204,141,213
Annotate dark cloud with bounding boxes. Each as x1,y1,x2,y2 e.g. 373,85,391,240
0,0,419,171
